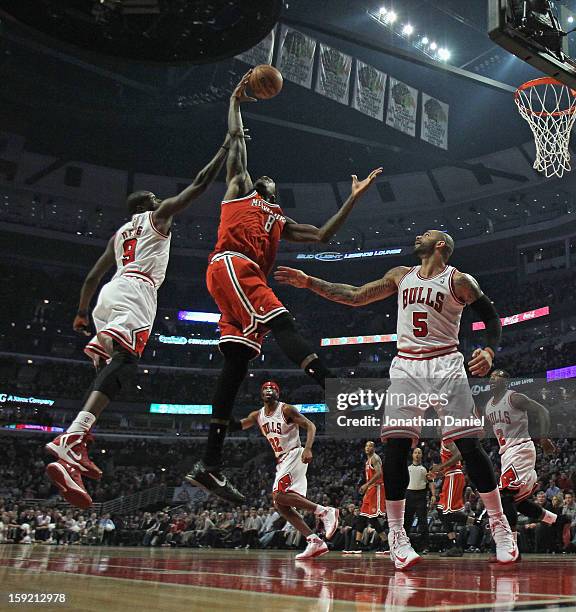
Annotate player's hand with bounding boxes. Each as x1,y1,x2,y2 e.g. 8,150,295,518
429,465,442,476
468,348,493,376
540,438,556,455
232,70,257,103
359,484,368,495
274,266,309,288
350,167,383,199
301,448,313,464
73,313,91,336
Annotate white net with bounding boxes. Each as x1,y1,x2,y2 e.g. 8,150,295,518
515,78,576,179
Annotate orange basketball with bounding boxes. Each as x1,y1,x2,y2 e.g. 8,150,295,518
249,65,283,99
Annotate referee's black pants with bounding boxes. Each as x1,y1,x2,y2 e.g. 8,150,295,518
404,489,429,547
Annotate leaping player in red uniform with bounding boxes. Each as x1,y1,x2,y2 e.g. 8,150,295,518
186,71,382,503
484,369,557,558
237,381,339,559
43,135,233,508
275,229,519,568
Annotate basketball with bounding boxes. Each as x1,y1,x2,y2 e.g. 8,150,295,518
249,65,283,99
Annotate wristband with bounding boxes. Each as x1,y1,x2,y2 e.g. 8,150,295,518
77,310,88,317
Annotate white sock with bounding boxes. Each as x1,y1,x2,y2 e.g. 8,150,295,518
512,531,518,543
314,505,327,515
542,509,557,525
67,411,96,434
479,488,504,520
386,499,406,531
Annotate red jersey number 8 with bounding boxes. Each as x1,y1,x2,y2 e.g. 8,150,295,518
122,238,137,266
264,214,275,233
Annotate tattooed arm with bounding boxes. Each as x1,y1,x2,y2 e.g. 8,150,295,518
273,266,410,307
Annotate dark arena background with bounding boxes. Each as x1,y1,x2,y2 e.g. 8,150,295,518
1,1,576,610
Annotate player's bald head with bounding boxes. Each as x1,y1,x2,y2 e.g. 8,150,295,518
126,191,155,215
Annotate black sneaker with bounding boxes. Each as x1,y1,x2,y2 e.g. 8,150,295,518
441,546,464,557
185,460,245,504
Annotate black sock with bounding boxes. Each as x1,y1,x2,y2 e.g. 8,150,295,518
203,344,251,469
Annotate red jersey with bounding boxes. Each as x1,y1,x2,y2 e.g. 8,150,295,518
210,190,286,276
365,454,384,485
440,441,463,475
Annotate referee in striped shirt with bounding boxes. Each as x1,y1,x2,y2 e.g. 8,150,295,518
404,447,436,552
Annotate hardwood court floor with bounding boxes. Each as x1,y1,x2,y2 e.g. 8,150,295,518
1,545,576,611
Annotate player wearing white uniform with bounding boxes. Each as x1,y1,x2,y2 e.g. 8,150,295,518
484,370,557,552
239,381,339,560
44,134,233,508
275,228,518,568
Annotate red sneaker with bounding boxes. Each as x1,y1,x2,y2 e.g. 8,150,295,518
46,460,93,509
45,432,102,480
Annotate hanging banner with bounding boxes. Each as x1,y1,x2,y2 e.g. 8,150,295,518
236,28,276,66
386,77,418,137
276,26,316,89
352,60,386,120
315,43,352,104
421,93,449,149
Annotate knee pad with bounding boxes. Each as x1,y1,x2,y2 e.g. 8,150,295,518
92,348,138,400
266,312,296,333
220,342,254,365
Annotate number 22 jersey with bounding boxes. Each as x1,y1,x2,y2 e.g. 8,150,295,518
210,190,286,276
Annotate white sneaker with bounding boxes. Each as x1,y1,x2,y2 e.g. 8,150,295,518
490,515,519,564
388,528,420,570
295,536,329,560
320,507,339,540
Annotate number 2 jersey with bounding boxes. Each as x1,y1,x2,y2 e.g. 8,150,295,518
112,211,171,288
210,190,286,276
396,265,465,359
484,390,532,455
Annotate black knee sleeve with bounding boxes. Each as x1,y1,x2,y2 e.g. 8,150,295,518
355,515,368,533
501,490,518,530
91,348,138,401
369,517,384,533
517,499,545,522
211,343,252,420
383,438,412,500
454,438,497,493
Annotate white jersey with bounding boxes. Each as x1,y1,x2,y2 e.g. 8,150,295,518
396,265,464,359
256,402,301,458
485,390,532,455
112,211,171,288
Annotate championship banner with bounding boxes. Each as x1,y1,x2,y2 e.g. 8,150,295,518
276,26,316,89
315,43,352,105
236,27,275,66
352,60,386,120
386,77,418,137
421,93,449,150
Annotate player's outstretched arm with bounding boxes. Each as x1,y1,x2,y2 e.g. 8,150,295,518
239,411,259,430
453,271,502,377
511,394,555,454
152,134,231,232
74,236,116,335
274,265,409,307
283,405,316,463
224,72,255,201
282,168,383,243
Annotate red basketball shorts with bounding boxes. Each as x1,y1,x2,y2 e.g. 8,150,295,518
207,251,288,357
437,471,466,513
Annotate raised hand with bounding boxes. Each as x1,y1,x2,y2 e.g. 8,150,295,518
351,167,384,199
232,70,257,103
273,266,309,288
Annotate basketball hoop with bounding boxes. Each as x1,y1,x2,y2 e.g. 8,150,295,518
515,77,576,179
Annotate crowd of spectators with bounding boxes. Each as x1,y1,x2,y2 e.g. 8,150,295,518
1,434,575,554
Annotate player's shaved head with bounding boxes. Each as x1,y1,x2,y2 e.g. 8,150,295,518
126,191,155,215
431,229,455,262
